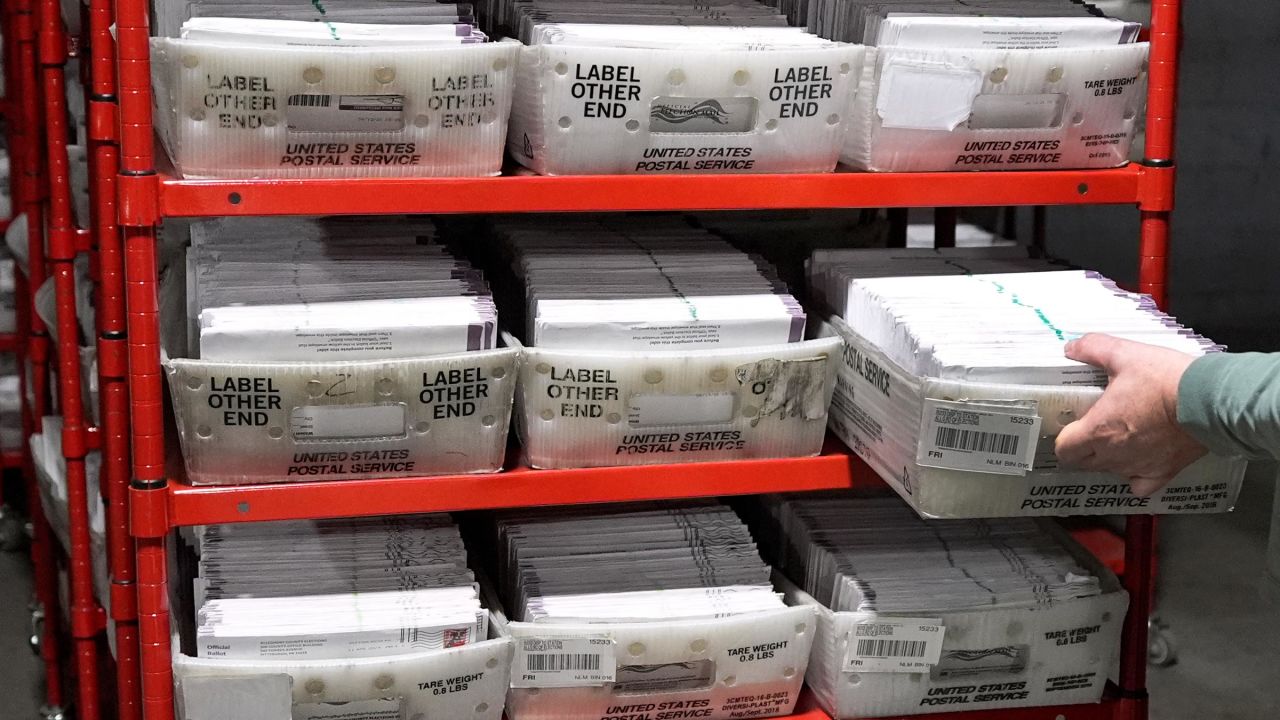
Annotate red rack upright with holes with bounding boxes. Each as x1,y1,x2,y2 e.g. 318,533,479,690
29,0,143,716
37,0,112,716
6,0,72,716
108,2,1185,719
87,0,145,712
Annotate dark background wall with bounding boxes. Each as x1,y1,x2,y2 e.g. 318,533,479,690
1045,2,1280,351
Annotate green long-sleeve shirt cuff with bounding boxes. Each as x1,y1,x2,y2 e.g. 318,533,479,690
1177,352,1280,459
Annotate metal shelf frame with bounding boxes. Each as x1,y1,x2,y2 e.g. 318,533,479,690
101,0,1185,718
136,440,869,530
3,0,68,716
143,164,1166,219
38,0,106,710
21,0,142,715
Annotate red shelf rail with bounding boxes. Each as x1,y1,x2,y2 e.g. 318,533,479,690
110,1,1189,719
142,165,1167,220
131,441,868,532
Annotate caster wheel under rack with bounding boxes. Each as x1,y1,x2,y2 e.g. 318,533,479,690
39,705,66,720
1148,615,1178,667
28,605,43,655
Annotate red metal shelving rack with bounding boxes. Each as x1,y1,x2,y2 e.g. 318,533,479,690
37,0,114,715
86,0,145,712
0,0,23,493
107,1,1185,719
5,0,71,716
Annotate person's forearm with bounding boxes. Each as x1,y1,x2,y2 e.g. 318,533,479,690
1177,352,1280,459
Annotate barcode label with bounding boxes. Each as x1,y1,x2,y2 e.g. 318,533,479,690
512,635,616,688
917,399,1041,476
845,616,946,673
287,94,405,133
934,426,1020,456
288,94,332,107
526,653,602,672
855,638,927,659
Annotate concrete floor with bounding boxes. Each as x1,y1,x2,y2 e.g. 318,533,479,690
1,537,49,718
1147,464,1280,719
1,480,1278,719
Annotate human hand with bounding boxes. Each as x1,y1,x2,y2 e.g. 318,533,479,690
1055,333,1207,497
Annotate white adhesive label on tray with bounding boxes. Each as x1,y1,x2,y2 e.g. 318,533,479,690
197,622,476,661
876,62,983,131
512,635,616,688
290,403,407,440
844,617,946,673
286,94,406,133
628,393,735,427
916,399,1041,476
182,674,293,720
294,697,405,720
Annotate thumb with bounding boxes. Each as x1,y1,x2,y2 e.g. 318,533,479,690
1064,333,1128,374
1054,416,1098,468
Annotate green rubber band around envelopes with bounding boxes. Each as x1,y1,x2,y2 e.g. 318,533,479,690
945,264,1076,343
310,0,341,42
979,277,1070,342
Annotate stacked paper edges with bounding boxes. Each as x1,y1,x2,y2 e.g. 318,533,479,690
175,515,514,720
800,3,1150,171
152,15,518,178
504,0,865,174
489,502,817,720
497,219,840,468
165,218,518,484
760,495,1126,718
808,252,1246,517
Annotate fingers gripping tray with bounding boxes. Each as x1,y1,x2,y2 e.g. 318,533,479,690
175,636,514,720
494,605,817,720
787,528,1128,718
509,44,865,175
166,347,520,484
151,39,519,178
821,318,1245,517
510,334,841,469
842,44,1148,172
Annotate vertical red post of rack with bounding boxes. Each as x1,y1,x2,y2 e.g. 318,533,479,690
114,0,172,714
16,0,49,425
39,0,106,715
1121,1,1181,719
89,0,142,712
2,0,20,533
3,0,34,475
13,0,68,711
